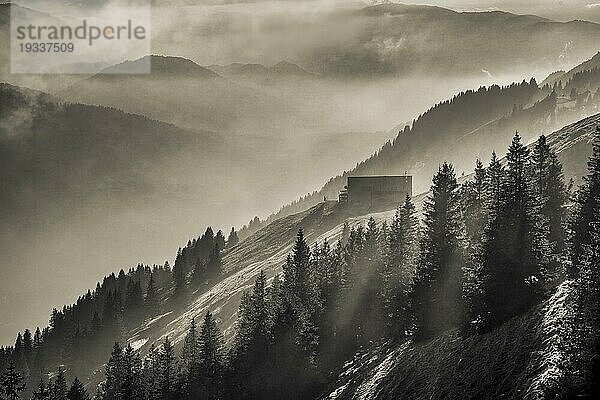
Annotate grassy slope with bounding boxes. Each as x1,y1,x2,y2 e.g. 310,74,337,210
127,113,600,356
315,116,600,400
321,282,578,400
78,114,600,390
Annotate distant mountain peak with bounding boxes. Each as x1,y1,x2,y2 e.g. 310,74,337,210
362,3,458,16
98,55,221,78
270,60,313,76
207,60,316,80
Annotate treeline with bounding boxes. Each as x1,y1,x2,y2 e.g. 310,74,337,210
0,226,240,400
0,264,170,397
265,79,546,224
81,130,600,400
1,362,90,400
267,70,600,226
172,227,229,302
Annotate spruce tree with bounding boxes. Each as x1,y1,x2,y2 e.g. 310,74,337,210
461,159,487,247
283,229,313,310
120,345,143,400
158,337,175,400
206,243,222,279
409,162,462,339
227,228,240,248
181,318,198,373
142,345,161,400
533,135,567,258
352,217,384,345
569,137,600,395
0,362,25,400
215,230,226,251
570,127,600,277
485,151,504,214
52,367,67,400
272,236,320,399
197,312,224,400
103,343,123,400
125,280,144,327
383,195,419,337
144,274,160,318
22,330,32,365
574,217,600,395
312,240,342,366
173,249,188,302
66,378,89,400
31,378,49,400
478,133,547,331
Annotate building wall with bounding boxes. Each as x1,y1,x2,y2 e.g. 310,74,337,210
347,176,412,209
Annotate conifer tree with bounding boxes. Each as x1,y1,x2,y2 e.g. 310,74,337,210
206,243,222,279
103,343,123,400
283,229,313,310
120,345,143,400
52,367,67,400
22,330,32,365
0,362,25,400
66,378,89,400
229,271,274,398
158,337,175,400
173,249,188,301
142,345,161,400
533,135,567,258
576,226,600,395
33,328,41,352
226,228,240,248
31,378,49,400
478,134,547,331
191,258,206,285
409,162,462,339
570,127,600,277
181,318,198,374
196,312,224,400
312,239,342,366
461,159,487,246
352,217,384,345
125,280,144,327
271,230,321,399
383,195,419,337
215,230,226,251
144,274,160,317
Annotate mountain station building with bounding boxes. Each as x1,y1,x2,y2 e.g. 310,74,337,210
339,175,412,210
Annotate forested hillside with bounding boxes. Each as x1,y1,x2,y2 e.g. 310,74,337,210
2,114,600,399
0,83,221,223
266,53,600,225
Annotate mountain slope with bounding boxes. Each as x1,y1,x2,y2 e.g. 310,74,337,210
3,110,598,394
208,61,318,87
320,281,576,400
542,51,600,87
303,4,600,77
0,82,230,344
61,55,281,133
267,54,600,225
88,114,600,379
